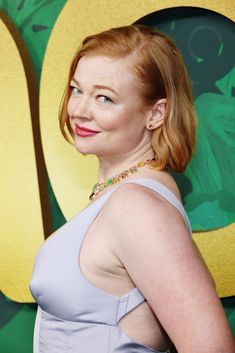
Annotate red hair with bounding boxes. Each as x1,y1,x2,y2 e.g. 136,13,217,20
59,24,197,172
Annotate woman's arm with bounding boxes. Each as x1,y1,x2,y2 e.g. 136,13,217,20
106,183,235,353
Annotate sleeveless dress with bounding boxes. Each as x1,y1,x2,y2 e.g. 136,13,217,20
29,178,191,353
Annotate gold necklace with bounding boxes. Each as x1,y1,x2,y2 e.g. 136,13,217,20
89,158,157,200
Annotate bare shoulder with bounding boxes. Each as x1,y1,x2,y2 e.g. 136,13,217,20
102,181,192,275
104,176,186,235
103,177,213,294
109,181,164,206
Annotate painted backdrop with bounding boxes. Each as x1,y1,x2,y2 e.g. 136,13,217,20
0,1,234,352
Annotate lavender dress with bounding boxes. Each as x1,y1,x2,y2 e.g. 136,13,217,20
29,178,191,353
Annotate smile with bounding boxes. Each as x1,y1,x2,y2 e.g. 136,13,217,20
75,124,100,137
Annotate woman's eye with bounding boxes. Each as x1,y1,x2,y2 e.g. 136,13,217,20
98,95,113,103
70,85,82,94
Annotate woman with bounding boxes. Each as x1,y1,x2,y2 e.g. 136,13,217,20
30,25,234,353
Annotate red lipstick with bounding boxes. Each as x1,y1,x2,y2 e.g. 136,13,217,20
75,124,100,137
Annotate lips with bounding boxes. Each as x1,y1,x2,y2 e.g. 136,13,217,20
75,124,100,137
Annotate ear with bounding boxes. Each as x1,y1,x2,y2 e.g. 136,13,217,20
146,98,167,130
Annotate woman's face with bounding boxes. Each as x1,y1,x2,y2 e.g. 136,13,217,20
67,55,152,158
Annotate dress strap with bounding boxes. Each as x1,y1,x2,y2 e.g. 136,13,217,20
116,288,145,323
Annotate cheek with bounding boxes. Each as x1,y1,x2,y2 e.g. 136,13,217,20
94,109,121,131
100,109,134,132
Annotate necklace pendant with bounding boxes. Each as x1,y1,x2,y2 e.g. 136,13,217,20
130,166,138,173
91,182,99,193
137,161,146,167
113,177,119,183
89,192,95,200
120,170,128,179
107,179,113,186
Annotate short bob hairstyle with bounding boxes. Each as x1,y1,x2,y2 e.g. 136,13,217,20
59,24,197,172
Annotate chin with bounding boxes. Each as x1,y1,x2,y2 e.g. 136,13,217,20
74,140,98,156
73,138,119,158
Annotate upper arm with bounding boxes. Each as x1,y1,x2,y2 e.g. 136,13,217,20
105,184,234,353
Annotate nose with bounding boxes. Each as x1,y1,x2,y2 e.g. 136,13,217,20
68,94,92,121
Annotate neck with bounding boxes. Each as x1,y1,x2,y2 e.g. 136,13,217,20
97,143,155,182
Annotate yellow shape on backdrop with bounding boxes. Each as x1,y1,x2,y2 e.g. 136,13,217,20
193,225,235,297
40,0,235,298
0,15,44,302
1,1,234,302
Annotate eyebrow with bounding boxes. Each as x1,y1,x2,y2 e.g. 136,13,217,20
70,77,118,96
70,77,80,86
